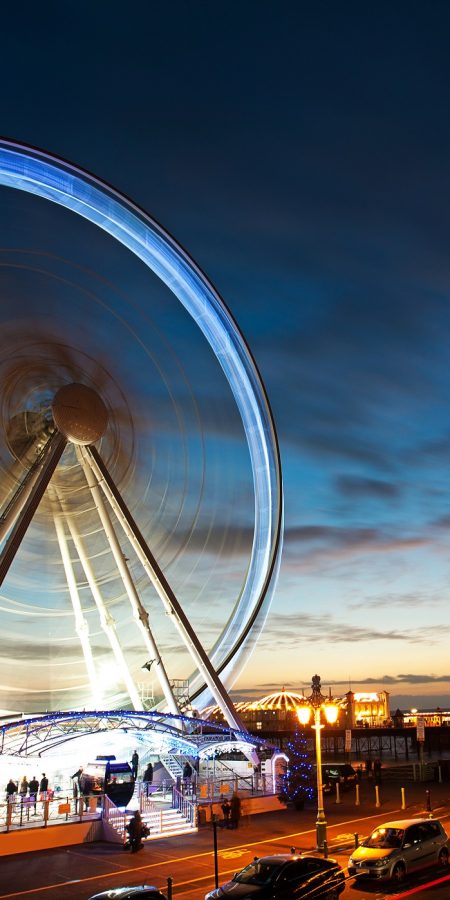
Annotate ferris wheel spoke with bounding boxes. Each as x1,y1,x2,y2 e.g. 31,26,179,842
0,431,66,586
61,503,143,712
76,446,179,716
82,443,245,733
49,485,102,708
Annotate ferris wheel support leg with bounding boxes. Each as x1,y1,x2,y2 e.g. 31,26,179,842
0,435,56,545
62,506,143,711
83,444,247,735
49,486,102,708
0,432,67,587
77,447,179,717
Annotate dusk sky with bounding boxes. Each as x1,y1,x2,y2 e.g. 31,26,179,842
1,2,450,712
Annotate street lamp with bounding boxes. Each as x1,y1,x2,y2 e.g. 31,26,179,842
297,674,338,852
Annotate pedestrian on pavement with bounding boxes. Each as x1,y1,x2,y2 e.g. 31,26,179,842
221,798,231,827
126,809,144,852
230,791,241,829
131,750,139,780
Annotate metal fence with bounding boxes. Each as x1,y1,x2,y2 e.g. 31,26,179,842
0,790,102,832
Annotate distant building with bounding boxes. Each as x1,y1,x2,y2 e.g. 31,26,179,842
203,687,391,732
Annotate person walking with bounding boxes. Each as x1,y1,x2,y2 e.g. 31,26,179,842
29,775,39,813
131,750,139,780
230,791,241,829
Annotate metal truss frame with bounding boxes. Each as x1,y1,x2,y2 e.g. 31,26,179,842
0,710,261,758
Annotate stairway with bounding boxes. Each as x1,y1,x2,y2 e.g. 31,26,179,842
159,754,183,782
106,804,196,842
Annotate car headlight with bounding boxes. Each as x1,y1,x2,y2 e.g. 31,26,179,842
371,859,387,867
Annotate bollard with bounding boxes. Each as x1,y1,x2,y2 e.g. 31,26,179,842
354,832,359,849
43,798,50,827
438,765,442,784
167,877,173,900
323,839,328,859
355,784,360,806
426,789,432,813
335,782,341,804
401,787,406,810
375,785,380,808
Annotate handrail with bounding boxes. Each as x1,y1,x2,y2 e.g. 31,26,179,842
172,786,197,826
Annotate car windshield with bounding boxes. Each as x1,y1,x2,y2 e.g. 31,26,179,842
365,827,404,849
234,862,281,885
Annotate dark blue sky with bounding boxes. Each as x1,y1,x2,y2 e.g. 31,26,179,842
2,2,450,709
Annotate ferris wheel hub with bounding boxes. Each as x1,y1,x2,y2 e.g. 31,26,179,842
52,382,108,445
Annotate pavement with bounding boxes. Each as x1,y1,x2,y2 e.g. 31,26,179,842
0,776,449,900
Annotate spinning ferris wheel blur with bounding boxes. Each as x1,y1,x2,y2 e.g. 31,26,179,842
0,140,283,726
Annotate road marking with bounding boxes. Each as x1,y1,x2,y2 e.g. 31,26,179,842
0,804,417,899
221,849,248,859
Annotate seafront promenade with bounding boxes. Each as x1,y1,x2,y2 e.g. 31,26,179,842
0,771,449,899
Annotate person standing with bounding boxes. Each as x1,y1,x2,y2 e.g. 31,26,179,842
143,762,153,796
29,775,39,813
6,778,17,802
230,791,241,829
19,776,29,798
131,750,139,780
221,798,231,827
39,773,49,801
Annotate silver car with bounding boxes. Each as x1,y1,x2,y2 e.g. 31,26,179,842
348,817,449,884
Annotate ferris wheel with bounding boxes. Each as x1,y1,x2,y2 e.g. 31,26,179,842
0,140,283,728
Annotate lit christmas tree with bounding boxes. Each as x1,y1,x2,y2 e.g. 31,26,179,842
278,729,316,808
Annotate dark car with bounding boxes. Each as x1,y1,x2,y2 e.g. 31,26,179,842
322,764,357,793
205,854,345,900
89,888,167,900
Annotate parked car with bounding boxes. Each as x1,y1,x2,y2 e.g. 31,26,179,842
205,853,345,900
321,764,357,793
89,888,167,900
348,817,449,884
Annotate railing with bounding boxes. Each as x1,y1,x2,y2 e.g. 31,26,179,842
172,785,197,826
103,794,126,835
196,773,274,801
0,791,102,833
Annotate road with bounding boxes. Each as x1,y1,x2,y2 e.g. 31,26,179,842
0,780,449,899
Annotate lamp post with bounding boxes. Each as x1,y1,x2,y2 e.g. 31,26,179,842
297,674,338,852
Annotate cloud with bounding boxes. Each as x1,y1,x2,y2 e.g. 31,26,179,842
348,592,443,611
335,475,401,500
282,524,428,570
259,612,444,647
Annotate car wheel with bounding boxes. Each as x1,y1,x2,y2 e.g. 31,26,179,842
392,863,406,884
438,848,449,867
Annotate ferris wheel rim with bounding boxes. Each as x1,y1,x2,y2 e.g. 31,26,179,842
0,137,284,701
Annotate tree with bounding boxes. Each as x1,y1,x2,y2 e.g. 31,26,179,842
278,729,315,809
